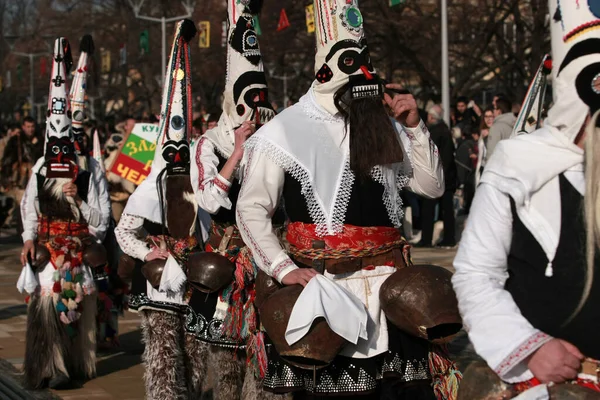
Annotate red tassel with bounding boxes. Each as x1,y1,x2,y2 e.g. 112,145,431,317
53,281,62,293
24,296,30,304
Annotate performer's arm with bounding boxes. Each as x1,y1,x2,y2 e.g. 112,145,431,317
114,213,152,261
20,173,39,243
401,120,445,199
91,159,111,239
71,177,103,228
452,183,552,383
190,137,234,214
236,148,299,284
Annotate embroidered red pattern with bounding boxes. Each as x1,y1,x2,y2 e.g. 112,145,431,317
495,332,552,376
196,137,207,190
272,258,295,279
213,177,230,193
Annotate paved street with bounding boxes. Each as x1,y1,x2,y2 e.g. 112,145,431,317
0,229,458,400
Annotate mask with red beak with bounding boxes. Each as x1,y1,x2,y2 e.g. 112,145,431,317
312,0,382,116
44,37,76,179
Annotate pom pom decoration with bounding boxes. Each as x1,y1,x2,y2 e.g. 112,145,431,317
56,301,68,313
63,289,76,299
60,312,70,325
53,271,60,281
180,19,198,43
67,298,78,311
63,282,73,291
53,281,62,293
65,271,72,282
67,310,78,322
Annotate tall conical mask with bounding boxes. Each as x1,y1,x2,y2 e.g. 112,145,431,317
545,0,600,141
44,37,75,178
155,19,197,238
69,34,94,169
512,55,552,137
312,0,380,115
222,0,274,130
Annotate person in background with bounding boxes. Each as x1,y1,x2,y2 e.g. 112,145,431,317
475,107,494,186
1,117,43,230
486,97,516,158
0,124,21,169
418,105,458,248
455,96,480,129
192,117,203,142
455,125,480,214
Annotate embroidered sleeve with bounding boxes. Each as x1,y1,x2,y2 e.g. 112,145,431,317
21,173,39,243
115,213,152,262
237,147,299,283
402,120,444,199
452,183,547,383
190,137,233,214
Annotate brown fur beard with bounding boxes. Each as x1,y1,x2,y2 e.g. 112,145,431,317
165,175,197,239
41,177,80,221
334,82,404,180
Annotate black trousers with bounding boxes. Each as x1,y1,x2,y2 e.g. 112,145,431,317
420,190,456,246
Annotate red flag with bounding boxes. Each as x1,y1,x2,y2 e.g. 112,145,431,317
40,57,47,76
277,8,290,31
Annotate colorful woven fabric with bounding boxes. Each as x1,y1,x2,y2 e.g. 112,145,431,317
207,223,266,378
514,376,600,393
429,344,462,400
37,219,91,333
287,222,412,266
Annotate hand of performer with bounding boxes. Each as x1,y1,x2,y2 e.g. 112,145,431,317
63,182,82,206
527,339,584,383
21,240,35,266
281,268,319,287
232,121,256,160
144,247,169,262
383,84,420,128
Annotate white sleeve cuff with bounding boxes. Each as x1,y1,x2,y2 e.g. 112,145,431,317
494,331,552,383
403,120,430,145
22,232,36,242
214,174,232,194
270,250,299,284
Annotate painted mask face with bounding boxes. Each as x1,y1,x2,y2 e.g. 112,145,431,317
551,0,600,114
231,71,276,127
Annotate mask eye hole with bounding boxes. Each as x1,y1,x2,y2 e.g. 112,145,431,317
62,146,70,154
73,110,84,122
344,57,354,67
52,145,60,154
236,104,246,116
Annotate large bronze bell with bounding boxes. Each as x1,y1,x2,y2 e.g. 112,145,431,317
458,360,517,400
82,242,108,268
380,264,462,344
28,244,51,272
259,284,347,370
186,251,235,293
117,253,136,281
142,259,167,289
255,270,282,310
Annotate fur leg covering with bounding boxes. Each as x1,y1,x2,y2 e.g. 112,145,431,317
241,364,288,400
184,334,209,399
73,292,97,380
209,346,243,400
24,295,71,389
141,310,188,400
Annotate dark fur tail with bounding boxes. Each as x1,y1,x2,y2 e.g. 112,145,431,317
24,296,71,389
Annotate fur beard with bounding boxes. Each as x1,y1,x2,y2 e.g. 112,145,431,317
43,177,81,221
165,175,197,239
141,310,188,400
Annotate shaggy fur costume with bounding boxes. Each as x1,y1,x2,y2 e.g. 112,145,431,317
209,346,284,400
23,293,97,389
184,333,209,398
141,310,188,400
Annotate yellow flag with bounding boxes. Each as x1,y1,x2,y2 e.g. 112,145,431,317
305,4,315,33
101,49,111,73
198,21,210,48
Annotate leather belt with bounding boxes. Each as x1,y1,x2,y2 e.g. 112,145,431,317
292,247,407,275
581,358,600,382
208,227,245,251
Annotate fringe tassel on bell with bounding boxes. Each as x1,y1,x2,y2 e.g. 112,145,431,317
428,344,462,400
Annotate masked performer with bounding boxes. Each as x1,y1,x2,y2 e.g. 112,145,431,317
16,37,101,390
236,0,450,398
184,1,277,399
453,1,600,397
68,35,122,347
115,20,198,400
